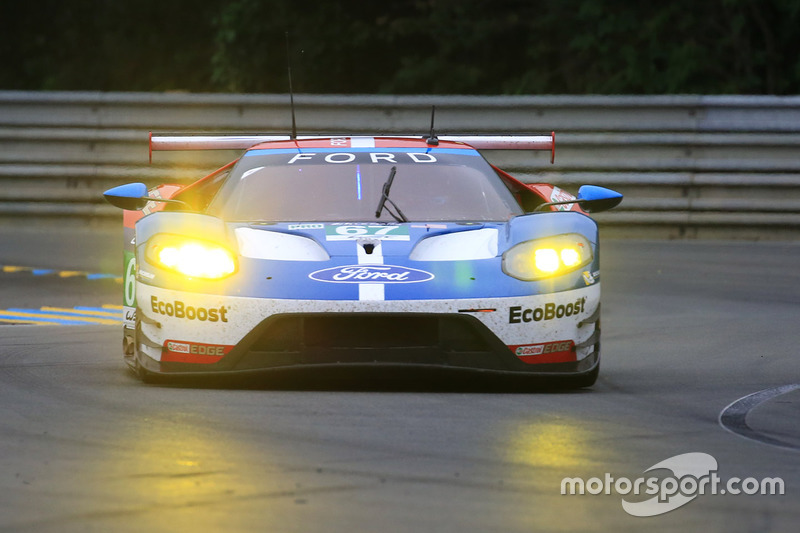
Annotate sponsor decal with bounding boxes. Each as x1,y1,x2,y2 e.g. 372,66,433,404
411,223,448,229
550,186,576,211
166,341,190,353
325,224,410,241
510,340,576,364
288,223,324,230
309,265,434,284
286,152,438,165
150,296,230,323
141,188,167,216
583,270,601,285
509,297,586,323
123,306,136,328
163,340,233,364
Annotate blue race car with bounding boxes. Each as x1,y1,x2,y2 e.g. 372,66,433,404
104,133,621,387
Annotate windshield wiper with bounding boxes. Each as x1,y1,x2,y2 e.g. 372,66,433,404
374,165,407,222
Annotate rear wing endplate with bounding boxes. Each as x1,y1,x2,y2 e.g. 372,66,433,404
149,132,555,164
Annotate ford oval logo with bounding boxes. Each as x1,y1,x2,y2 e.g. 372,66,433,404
309,264,435,284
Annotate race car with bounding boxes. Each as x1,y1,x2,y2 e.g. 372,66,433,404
104,132,621,387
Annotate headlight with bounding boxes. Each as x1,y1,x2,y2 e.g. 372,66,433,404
145,234,237,280
503,234,593,281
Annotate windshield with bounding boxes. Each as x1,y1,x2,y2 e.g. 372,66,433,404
206,147,524,222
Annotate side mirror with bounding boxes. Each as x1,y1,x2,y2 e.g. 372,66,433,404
576,185,623,213
535,185,623,213
103,183,150,210
103,183,188,211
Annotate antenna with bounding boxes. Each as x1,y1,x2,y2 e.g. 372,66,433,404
285,32,297,140
426,105,438,145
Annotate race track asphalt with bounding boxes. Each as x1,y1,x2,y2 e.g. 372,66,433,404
0,225,798,532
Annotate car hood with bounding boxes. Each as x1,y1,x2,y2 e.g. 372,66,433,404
234,222,502,262
135,213,599,300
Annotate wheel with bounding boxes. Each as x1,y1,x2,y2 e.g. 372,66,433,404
563,360,599,389
133,353,158,384
564,319,602,388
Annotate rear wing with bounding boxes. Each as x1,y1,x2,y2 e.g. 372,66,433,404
149,132,556,164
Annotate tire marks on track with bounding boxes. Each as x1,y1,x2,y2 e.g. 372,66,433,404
719,384,800,452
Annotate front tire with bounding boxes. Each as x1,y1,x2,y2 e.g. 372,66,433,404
133,352,159,384
563,360,599,388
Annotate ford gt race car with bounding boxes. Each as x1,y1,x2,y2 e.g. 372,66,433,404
104,132,621,387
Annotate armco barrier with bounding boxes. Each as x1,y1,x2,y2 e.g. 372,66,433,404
2,91,800,238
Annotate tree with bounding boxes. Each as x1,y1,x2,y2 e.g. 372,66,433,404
2,0,799,94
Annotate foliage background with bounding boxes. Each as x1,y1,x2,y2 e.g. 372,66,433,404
2,0,798,94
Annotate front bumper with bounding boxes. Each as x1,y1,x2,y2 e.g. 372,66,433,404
133,283,601,376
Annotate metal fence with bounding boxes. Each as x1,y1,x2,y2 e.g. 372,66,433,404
2,91,800,237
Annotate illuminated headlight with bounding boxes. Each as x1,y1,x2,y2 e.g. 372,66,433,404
503,234,593,281
145,235,237,280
